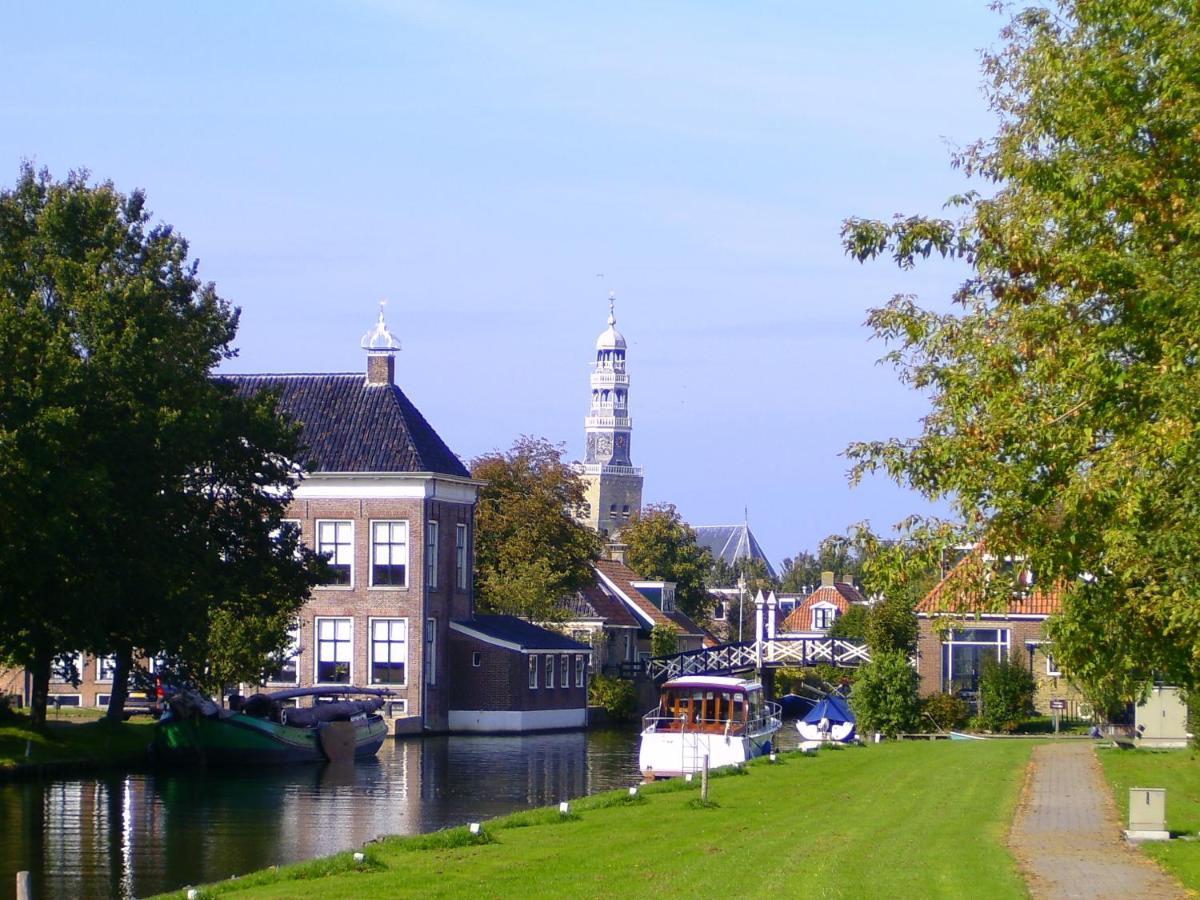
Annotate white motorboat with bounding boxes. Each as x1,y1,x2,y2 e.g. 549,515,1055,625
638,675,782,779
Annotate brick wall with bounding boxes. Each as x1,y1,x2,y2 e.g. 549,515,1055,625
448,632,589,713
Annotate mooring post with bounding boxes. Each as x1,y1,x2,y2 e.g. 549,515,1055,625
16,871,31,900
701,754,710,802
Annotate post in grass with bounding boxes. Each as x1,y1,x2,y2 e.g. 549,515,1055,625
559,801,571,815
628,786,639,797
701,754,710,802
469,823,481,835
16,871,31,900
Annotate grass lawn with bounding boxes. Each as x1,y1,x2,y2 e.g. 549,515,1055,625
1097,745,1200,889
0,715,155,770
159,740,1035,899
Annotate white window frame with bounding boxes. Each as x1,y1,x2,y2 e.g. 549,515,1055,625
575,654,585,687
425,617,437,687
545,654,555,689
472,651,482,668
455,524,468,590
561,655,569,688
52,653,85,684
529,654,538,689
369,519,410,589
314,617,354,684
95,655,117,683
50,694,81,708
812,604,836,630
1046,653,1062,677
712,601,726,621
269,624,302,685
369,617,409,687
96,693,111,708
316,520,354,588
427,520,439,589
941,628,1011,693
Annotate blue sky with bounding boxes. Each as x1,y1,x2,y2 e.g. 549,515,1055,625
2,1,1003,569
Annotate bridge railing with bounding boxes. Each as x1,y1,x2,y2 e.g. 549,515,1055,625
646,636,871,681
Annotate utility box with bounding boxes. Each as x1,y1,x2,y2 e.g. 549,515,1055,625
1136,685,1189,748
1126,787,1169,841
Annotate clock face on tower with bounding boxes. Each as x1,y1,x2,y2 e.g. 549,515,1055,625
597,434,613,456
615,435,626,449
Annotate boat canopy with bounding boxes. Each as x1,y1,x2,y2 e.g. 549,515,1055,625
802,695,855,726
262,686,395,702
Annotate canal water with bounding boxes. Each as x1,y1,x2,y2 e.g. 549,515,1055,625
1,729,649,900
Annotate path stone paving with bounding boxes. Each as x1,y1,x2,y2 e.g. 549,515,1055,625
1009,742,1187,899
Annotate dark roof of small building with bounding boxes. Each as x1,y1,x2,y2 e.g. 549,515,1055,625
916,551,1064,617
593,559,709,637
780,582,865,632
221,373,469,477
456,616,591,651
562,584,642,628
693,523,778,580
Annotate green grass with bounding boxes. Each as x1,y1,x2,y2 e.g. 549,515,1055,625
1097,745,1200,889
0,715,154,770
156,740,1035,899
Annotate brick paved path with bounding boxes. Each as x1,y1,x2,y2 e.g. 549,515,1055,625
1009,742,1187,899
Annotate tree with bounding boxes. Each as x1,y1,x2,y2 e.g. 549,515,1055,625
471,437,601,621
0,165,322,725
842,2,1200,700
622,503,713,621
650,624,679,658
779,532,865,594
849,649,921,738
978,660,1036,734
828,605,869,641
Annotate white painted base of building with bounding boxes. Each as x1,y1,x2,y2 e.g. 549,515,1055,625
1124,829,1171,842
448,708,587,732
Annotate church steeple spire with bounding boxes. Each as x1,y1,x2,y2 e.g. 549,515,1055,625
579,292,644,536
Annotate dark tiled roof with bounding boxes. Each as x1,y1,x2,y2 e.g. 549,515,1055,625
221,374,469,477
780,582,864,632
916,551,1063,617
563,584,641,628
593,559,708,637
456,616,591,651
693,524,778,579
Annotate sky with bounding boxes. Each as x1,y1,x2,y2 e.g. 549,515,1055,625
1,1,1005,570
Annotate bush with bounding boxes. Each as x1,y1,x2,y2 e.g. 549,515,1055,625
588,674,637,722
922,692,970,731
848,649,920,737
828,606,869,640
977,660,1035,733
650,624,679,658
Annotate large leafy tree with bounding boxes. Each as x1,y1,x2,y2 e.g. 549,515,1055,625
842,2,1200,700
0,166,321,725
471,436,601,621
622,503,713,621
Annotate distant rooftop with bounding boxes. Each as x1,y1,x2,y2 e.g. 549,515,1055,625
693,523,777,580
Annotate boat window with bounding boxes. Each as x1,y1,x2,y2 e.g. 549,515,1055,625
732,693,745,721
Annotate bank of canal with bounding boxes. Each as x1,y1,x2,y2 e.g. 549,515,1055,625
2,728,658,899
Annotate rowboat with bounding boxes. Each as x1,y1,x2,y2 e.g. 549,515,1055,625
154,686,392,765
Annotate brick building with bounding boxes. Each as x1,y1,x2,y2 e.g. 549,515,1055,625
915,552,1088,717
777,571,866,636
448,616,591,731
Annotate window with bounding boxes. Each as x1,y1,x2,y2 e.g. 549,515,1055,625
621,504,630,519
713,601,726,621
269,625,301,684
528,655,538,689
427,521,439,589
455,524,468,590
370,619,407,685
1046,653,1062,677
545,654,555,689
425,618,437,686
662,586,676,613
317,521,353,586
575,654,585,687
609,504,618,518
472,651,482,668
51,695,81,708
370,521,408,587
52,653,84,684
96,655,117,683
812,606,835,630
316,618,352,683
561,655,569,688
941,628,1010,694
96,694,110,708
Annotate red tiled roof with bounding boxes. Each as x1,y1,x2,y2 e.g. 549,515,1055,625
563,583,641,629
915,552,1064,617
592,559,706,637
779,582,864,632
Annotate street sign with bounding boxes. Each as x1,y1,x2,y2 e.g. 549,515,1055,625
1050,699,1067,710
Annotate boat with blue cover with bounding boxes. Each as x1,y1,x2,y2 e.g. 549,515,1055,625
796,694,857,747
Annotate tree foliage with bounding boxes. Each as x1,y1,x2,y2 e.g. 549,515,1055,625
779,534,863,594
622,503,713,621
650,624,679,658
849,649,921,738
842,2,1200,699
0,166,321,724
471,436,601,621
828,605,869,641
977,660,1036,734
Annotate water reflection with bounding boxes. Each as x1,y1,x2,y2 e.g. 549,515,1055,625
0,729,643,899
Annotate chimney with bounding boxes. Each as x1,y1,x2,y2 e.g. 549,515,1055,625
608,542,628,565
367,354,394,385
360,302,401,386
820,570,835,588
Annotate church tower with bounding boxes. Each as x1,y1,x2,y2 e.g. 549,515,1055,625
579,294,644,536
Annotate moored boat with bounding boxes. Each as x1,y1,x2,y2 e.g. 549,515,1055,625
796,694,856,748
155,686,392,765
638,676,781,779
